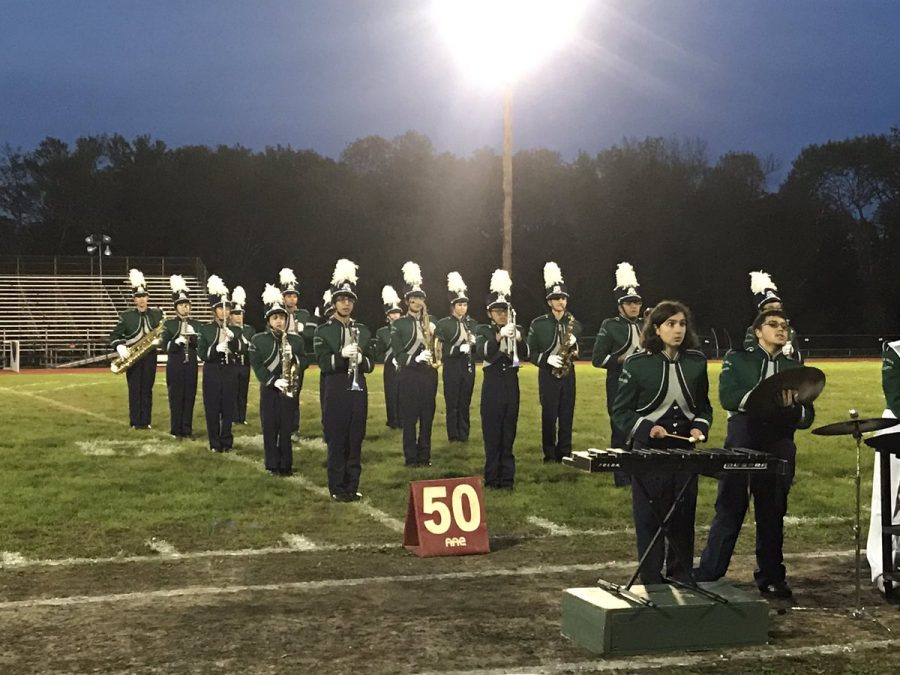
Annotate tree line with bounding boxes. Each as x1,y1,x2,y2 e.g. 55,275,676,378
1,127,899,339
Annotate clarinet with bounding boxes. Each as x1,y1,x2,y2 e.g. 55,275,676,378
347,320,363,392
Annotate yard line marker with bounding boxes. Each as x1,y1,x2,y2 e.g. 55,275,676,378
145,538,178,556
0,550,863,610
0,387,121,425
425,638,900,674
281,534,319,551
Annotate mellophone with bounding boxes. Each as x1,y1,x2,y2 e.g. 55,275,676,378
563,447,787,476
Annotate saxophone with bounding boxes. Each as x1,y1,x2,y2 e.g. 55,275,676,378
552,312,577,379
111,311,166,374
281,330,299,398
420,304,442,369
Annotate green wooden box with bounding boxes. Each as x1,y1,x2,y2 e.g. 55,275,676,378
561,581,769,655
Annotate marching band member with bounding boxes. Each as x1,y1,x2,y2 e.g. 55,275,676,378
280,267,316,436
314,259,375,502
527,262,582,463
109,268,163,429
229,285,255,425
317,288,335,443
249,284,306,475
592,262,645,486
476,270,529,489
197,275,245,453
160,275,202,438
696,308,814,597
435,272,478,443
612,301,712,584
868,340,900,595
390,261,438,467
375,285,403,430
743,271,802,361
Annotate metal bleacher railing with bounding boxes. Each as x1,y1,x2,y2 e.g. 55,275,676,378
0,256,207,368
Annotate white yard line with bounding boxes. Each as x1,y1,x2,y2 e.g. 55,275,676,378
425,639,900,675
29,381,106,395
527,515,850,538
281,534,319,551
0,550,862,611
145,538,178,555
0,386,122,425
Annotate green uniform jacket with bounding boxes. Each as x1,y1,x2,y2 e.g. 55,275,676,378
314,319,376,375
475,322,529,368
374,324,395,365
882,340,900,416
719,344,814,428
287,308,316,356
230,321,256,366
160,317,204,359
249,330,306,387
109,308,164,349
435,315,479,361
592,315,643,369
526,312,583,369
612,349,712,445
743,324,802,362
196,321,248,363
390,314,436,368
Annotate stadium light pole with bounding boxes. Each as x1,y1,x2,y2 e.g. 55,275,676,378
431,0,586,274
85,233,112,278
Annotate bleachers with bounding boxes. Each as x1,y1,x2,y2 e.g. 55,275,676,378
0,272,205,367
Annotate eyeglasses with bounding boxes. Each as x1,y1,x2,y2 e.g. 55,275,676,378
762,321,789,330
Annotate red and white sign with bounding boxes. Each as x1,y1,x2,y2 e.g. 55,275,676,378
403,476,490,557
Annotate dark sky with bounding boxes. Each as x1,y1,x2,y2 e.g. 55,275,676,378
3,0,899,182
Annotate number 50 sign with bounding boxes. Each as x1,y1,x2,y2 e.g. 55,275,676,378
403,476,490,557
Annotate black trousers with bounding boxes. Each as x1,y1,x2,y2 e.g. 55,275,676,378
323,372,367,496
631,436,698,585
165,354,197,436
320,371,328,442
383,359,401,428
443,356,475,441
259,384,294,472
202,362,238,450
539,367,575,460
235,363,251,423
606,367,630,486
481,366,519,488
697,415,796,587
398,365,438,464
126,352,157,427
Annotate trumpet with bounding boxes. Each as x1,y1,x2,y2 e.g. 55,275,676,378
347,320,364,392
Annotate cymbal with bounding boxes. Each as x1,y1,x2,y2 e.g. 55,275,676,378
864,434,900,453
812,418,900,436
746,366,826,420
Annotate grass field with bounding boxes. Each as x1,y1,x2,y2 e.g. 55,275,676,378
1,360,898,673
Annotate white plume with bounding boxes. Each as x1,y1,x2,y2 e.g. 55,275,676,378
489,269,513,296
207,274,228,297
750,270,777,294
331,258,359,286
446,271,467,295
401,261,423,287
261,283,283,306
169,274,188,293
381,285,401,306
543,262,564,288
279,267,297,286
231,285,247,307
614,262,639,291
128,268,146,289
323,288,333,305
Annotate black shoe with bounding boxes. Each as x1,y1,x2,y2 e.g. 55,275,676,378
350,492,362,501
210,447,221,453
405,461,419,468
281,469,294,476
267,469,279,476
542,457,557,464
331,493,352,503
759,580,793,598
222,447,233,453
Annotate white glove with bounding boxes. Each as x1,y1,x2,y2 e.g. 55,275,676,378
415,349,433,364
782,341,794,357
568,333,578,347
355,352,365,365
116,344,129,359
174,335,188,346
547,354,564,368
274,378,288,392
459,342,471,354
224,329,234,340
215,342,230,354
341,344,358,359
500,323,516,338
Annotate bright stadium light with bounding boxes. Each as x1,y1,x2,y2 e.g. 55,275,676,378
431,0,587,273
86,232,112,277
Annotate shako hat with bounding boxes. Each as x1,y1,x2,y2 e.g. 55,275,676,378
231,286,246,314
128,268,148,297
382,285,402,314
401,261,426,299
446,271,469,304
262,283,287,319
614,262,641,304
329,259,359,301
169,274,190,306
206,274,230,309
543,262,569,300
749,270,782,309
486,269,513,310
279,268,299,296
